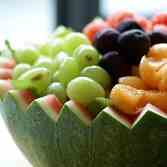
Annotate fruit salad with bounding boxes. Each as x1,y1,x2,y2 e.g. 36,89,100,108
83,11,167,123
1,10,167,167
1,11,167,123
0,25,112,120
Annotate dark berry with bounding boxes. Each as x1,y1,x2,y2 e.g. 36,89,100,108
116,20,144,33
99,51,131,84
93,28,120,54
118,29,151,65
148,30,167,46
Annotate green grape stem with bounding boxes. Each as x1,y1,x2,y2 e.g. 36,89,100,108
5,40,16,58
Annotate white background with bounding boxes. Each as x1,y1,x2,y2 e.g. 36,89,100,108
100,0,167,16
0,116,32,167
0,0,55,47
0,0,54,166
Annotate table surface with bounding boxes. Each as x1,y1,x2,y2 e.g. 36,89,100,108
0,115,32,167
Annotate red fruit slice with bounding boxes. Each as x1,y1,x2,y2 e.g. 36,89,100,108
135,16,153,32
0,68,13,80
8,90,36,111
152,13,167,26
83,18,109,42
0,80,13,97
0,57,16,69
37,95,63,121
106,10,135,28
19,90,36,106
116,108,140,124
41,95,63,114
105,104,166,127
104,107,132,128
66,100,93,126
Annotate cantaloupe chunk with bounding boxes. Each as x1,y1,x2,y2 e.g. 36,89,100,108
110,84,167,114
143,90,167,112
139,56,165,89
118,76,147,90
157,64,167,91
110,84,145,114
148,43,167,59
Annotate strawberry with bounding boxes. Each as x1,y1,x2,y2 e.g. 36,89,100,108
135,16,153,32
0,68,13,80
106,10,135,28
83,18,109,42
152,13,167,26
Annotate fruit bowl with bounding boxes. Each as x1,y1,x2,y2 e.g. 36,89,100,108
1,90,167,167
1,10,167,167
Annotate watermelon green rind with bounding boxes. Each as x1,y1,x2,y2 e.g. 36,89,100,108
92,106,167,167
92,108,130,167
1,92,64,167
56,104,92,167
1,91,167,167
65,100,92,126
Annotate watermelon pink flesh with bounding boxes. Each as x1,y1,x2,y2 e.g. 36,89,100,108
36,94,63,121
19,90,36,105
8,90,36,111
0,57,16,69
115,109,140,124
0,68,13,79
106,104,167,128
116,103,167,125
43,95,63,114
66,100,93,126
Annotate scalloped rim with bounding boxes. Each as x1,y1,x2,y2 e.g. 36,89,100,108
3,90,167,129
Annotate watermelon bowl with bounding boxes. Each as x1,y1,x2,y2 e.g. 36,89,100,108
2,10,167,167
1,89,167,167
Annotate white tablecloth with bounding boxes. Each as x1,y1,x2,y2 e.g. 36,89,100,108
0,115,31,167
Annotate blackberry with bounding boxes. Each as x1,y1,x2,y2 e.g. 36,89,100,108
116,20,144,33
118,29,151,65
99,51,131,84
94,28,120,54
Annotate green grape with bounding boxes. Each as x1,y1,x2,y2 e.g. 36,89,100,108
73,45,100,70
87,97,109,117
52,71,60,82
51,25,72,39
47,82,67,103
63,32,90,55
80,65,111,89
12,63,31,79
57,57,80,86
34,56,53,72
38,38,64,57
67,77,105,105
38,42,50,56
18,67,51,96
15,47,40,65
49,38,64,57
52,52,69,71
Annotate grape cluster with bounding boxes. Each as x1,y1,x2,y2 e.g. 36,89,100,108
2,11,167,116
93,27,151,83
84,11,167,84
8,26,111,107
